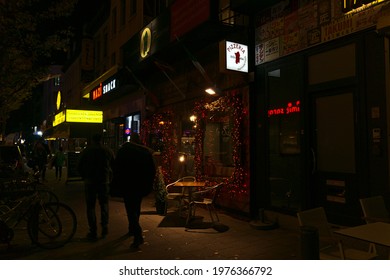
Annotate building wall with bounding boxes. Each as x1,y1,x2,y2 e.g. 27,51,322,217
252,0,390,225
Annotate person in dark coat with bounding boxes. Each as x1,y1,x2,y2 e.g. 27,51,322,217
112,132,156,248
32,138,50,182
78,134,115,241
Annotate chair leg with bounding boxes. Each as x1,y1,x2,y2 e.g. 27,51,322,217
178,199,182,217
337,241,346,260
369,243,377,255
208,205,219,223
186,203,194,225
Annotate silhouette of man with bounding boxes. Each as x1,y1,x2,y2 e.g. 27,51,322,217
78,134,114,241
112,133,156,248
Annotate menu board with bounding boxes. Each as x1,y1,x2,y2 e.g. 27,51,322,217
67,152,82,182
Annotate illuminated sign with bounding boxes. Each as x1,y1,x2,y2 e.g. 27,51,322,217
66,109,103,123
268,101,300,117
342,0,384,13
140,27,151,58
103,79,116,94
56,91,61,111
225,41,248,73
53,111,66,127
91,78,117,100
92,83,103,100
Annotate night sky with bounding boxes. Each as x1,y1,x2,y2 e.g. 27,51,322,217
5,0,109,136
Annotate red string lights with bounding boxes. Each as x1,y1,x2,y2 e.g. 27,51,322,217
142,112,176,184
143,90,249,202
193,91,249,197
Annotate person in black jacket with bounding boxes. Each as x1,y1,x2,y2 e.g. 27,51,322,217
112,133,156,248
32,138,51,182
78,134,115,241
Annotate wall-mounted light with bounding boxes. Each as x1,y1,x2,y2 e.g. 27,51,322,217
178,154,186,163
205,87,217,95
205,85,221,95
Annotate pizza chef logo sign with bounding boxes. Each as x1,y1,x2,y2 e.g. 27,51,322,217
226,41,248,73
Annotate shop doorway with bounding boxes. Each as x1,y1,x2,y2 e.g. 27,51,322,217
262,53,360,222
310,90,359,224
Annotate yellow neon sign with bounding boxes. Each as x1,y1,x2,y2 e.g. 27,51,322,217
53,111,66,127
56,91,61,111
140,27,151,58
65,109,103,123
342,0,385,14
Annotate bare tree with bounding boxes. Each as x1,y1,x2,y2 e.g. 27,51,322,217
0,0,77,137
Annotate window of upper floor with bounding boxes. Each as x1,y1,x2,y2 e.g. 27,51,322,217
103,32,108,58
120,0,126,26
111,52,116,67
112,7,117,35
54,76,61,87
130,0,137,17
143,0,172,24
219,0,248,26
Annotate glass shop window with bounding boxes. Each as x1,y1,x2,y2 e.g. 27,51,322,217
267,62,302,211
203,112,234,177
124,113,141,142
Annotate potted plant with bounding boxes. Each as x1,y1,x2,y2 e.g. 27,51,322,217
153,166,167,215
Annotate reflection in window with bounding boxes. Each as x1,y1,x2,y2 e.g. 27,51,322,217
203,112,234,177
267,64,301,211
177,118,196,176
124,113,140,142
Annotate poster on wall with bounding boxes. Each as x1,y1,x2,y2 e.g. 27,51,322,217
282,31,300,56
255,43,265,65
255,0,386,65
318,0,331,25
264,38,280,62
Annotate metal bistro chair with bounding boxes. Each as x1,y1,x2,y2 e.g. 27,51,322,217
297,207,377,260
165,176,196,216
185,182,223,226
359,195,390,224
359,195,390,255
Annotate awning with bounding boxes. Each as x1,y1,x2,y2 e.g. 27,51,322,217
82,65,119,98
81,65,139,103
44,123,70,139
43,122,102,140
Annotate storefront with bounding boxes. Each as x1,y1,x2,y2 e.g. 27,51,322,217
118,0,253,214
81,66,142,152
252,0,390,225
46,108,104,181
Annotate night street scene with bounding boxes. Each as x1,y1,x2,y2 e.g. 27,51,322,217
1,0,390,267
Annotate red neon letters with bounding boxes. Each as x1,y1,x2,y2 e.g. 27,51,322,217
268,100,300,117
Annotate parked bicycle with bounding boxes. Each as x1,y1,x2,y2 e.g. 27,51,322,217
0,168,59,205
0,188,77,249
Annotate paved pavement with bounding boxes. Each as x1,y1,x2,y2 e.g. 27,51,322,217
0,168,303,260
2,168,388,260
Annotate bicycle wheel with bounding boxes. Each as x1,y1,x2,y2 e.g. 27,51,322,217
28,202,77,249
37,189,59,204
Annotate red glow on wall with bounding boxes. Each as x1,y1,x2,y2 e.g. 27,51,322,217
170,0,210,41
268,100,300,117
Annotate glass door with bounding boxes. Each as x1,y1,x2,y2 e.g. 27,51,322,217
266,61,303,211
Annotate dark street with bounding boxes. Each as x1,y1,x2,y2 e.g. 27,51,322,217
0,168,301,260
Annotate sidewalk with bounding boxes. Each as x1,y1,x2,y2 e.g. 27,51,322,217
1,167,304,260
